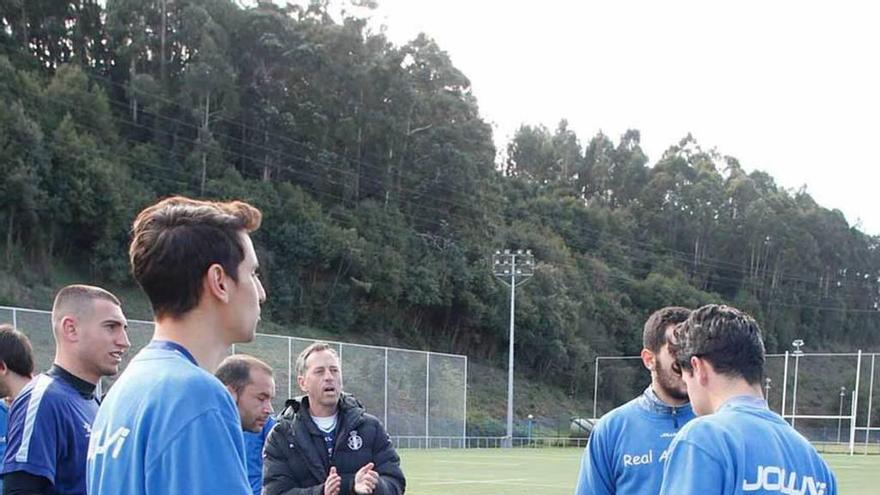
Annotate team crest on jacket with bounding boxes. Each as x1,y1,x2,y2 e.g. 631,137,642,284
348,430,363,451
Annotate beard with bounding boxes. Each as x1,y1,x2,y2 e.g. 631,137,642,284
656,363,689,402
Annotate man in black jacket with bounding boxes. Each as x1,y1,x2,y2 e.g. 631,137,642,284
263,343,405,495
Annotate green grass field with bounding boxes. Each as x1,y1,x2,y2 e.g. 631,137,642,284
399,448,880,494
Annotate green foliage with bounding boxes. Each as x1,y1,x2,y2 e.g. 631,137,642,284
1,1,879,408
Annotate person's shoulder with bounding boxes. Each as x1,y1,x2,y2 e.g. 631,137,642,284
674,411,730,443
128,350,227,398
106,352,234,424
597,396,642,426
12,375,64,415
358,411,386,431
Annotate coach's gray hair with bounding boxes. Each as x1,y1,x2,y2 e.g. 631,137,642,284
295,342,339,377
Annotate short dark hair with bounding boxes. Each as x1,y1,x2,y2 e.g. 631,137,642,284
673,304,765,385
52,284,122,329
0,324,35,378
129,196,262,319
643,306,691,352
296,342,339,377
215,354,273,395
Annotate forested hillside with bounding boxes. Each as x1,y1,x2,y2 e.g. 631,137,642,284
1,0,879,406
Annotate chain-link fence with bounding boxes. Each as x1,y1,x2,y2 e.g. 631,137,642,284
592,351,880,454
0,305,467,442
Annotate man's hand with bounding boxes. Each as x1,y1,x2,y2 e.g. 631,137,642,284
353,462,379,494
324,466,341,495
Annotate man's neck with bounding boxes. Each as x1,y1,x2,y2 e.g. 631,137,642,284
53,353,99,384
650,381,688,407
6,372,33,401
709,379,764,413
308,400,338,418
153,309,231,373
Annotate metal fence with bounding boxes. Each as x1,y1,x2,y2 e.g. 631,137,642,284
391,436,590,449
592,351,880,455
0,305,467,441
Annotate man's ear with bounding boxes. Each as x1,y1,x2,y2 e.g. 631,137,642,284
640,348,656,371
59,315,79,343
692,356,711,385
297,374,308,393
205,264,231,303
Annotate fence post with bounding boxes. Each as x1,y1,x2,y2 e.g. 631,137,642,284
425,353,430,444
383,348,388,430
781,351,789,419
287,337,292,399
593,356,600,418
849,350,862,455
865,353,875,453
12,307,17,330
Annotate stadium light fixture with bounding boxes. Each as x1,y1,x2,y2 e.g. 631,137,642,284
492,249,536,448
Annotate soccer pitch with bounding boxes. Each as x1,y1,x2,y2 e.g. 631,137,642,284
399,448,880,494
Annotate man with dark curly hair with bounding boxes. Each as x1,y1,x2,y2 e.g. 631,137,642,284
660,304,837,495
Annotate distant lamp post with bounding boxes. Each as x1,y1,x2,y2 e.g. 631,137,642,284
837,386,847,444
493,249,535,448
527,414,534,445
764,377,772,405
791,339,805,428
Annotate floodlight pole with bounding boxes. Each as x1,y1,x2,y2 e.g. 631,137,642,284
493,249,535,448
791,339,804,429
837,386,846,444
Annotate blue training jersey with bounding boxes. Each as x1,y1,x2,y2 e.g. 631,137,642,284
0,400,7,492
575,387,695,495
87,341,251,495
2,371,99,495
659,395,837,495
243,416,276,495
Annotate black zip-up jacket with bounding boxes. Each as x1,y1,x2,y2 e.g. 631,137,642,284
262,394,405,495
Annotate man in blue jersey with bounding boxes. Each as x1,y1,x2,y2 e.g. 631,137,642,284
216,354,277,495
87,196,266,495
660,304,837,495
0,325,36,494
263,342,405,495
2,285,130,495
575,306,695,495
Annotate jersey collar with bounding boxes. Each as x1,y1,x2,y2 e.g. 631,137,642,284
147,340,199,367
47,364,97,400
639,386,691,416
718,394,768,412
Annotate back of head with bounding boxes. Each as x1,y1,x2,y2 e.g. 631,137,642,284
674,304,766,385
52,284,122,335
129,196,262,319
215,354,273,395
643,306,691,352
0,324,35,378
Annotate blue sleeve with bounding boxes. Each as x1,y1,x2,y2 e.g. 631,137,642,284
574,421,615,495
0,402,7,491
146,408,251,495
1,391,58,483
659,438,725,495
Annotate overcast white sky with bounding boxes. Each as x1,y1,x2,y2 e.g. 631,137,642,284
365,0,880,234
